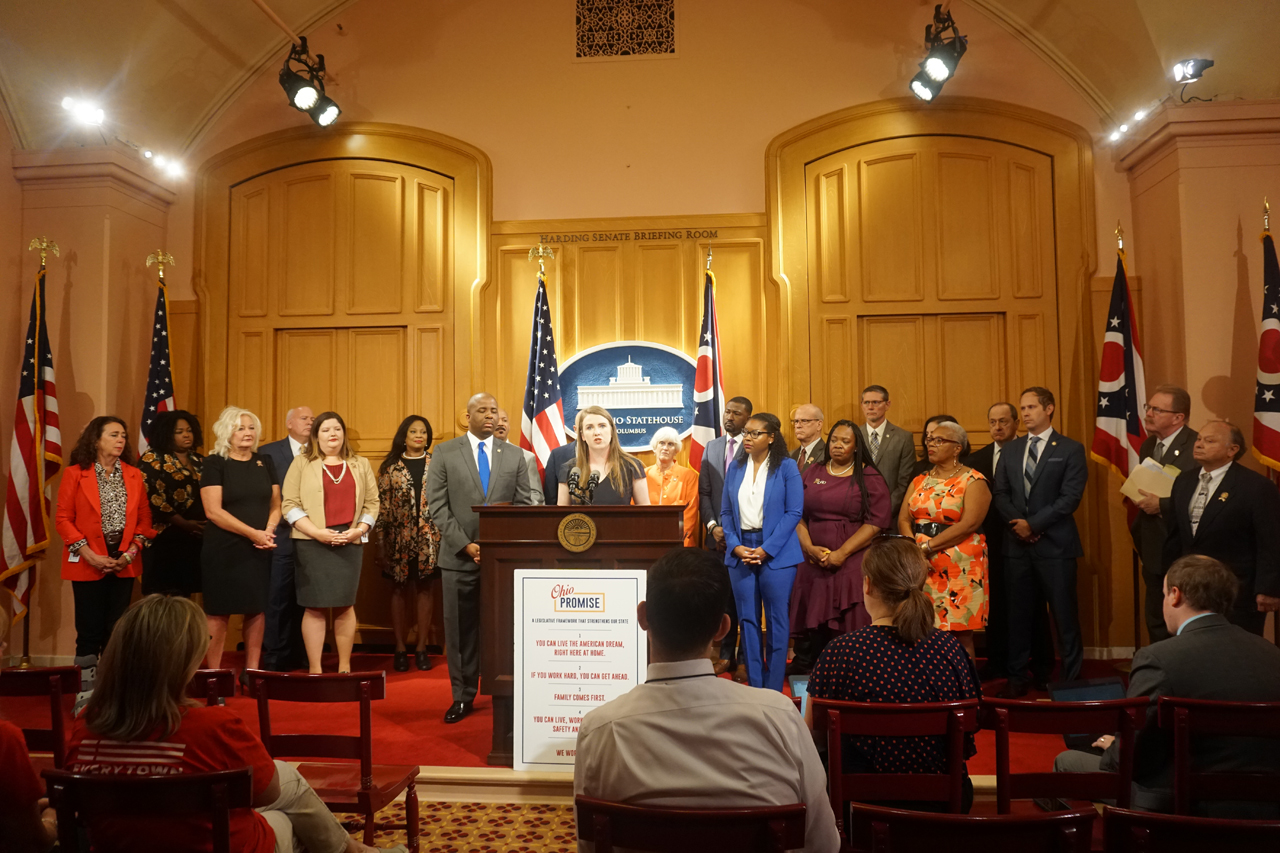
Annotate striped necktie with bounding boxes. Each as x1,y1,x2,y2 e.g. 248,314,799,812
1024,435,1041,498
1190,472,1212,535
869,429,881,463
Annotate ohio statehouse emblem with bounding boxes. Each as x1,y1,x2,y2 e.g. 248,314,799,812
559,341,698,452
557,512,597,553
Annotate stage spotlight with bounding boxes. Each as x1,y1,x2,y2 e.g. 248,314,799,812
1172,59,1214,83
164,161,183,178
1134,109,1146,121
62,97,104,126
910,5,967,101
1109,131,1121,142
154,154,167,168
142,149,153,159
1119,123,1129,133
279,36,339,126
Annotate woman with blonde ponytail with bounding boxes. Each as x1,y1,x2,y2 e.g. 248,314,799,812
805,536,981,812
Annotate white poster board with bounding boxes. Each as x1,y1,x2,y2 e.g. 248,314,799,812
513,568,647,771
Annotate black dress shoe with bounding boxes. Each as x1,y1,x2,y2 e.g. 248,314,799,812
443,701,473,724
393,651,410,673
415,651,432,671
997,679,1030,699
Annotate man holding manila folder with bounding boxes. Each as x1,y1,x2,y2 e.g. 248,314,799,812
426,393,533,724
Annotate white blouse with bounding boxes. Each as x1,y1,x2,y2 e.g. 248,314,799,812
737,455,770,530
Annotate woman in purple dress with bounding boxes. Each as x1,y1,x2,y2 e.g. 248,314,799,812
790,419,892,669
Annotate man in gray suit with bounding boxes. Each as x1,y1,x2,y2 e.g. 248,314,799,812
495,408,545,505
698,396,752,672
1130,385,1198,642
427,392,533,722
858,385,915,517
1054,555,1280,816
790,403,828,473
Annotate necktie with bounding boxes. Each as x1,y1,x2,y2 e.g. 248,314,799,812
477,441,491,501
725,437,736,475
1190,471,1212,535
870,429,881,463
1152,440,1165,465
800,448,810,470
1024,435,1041,497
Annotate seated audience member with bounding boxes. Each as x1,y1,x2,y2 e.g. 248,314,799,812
574,548,840,853
1054,555,1280,817
806,536,980,812
65,594,406,853
0,619,58,852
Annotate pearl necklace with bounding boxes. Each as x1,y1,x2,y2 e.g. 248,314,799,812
402,452,426,460
323,460,348,484
826,460,854,477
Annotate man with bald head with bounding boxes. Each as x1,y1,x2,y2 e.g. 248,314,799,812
427,393,534,722
1163,420,1280,635
790,404,828,472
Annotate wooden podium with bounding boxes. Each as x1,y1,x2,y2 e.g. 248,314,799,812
477,504,683,766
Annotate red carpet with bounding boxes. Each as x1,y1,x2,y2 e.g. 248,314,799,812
2,653,1130,774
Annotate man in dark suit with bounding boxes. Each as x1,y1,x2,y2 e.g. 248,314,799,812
426,392,533,722
1054,555,1280,816
1131,385,1198,641
1162,420,1280,635
858,385,915,517
258,405,313,671
992,386,1088,696
698,396,752,673
789,404,828,473
541,409,581,500
969,402,1053,683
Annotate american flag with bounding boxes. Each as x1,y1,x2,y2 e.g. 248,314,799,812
1090,251,1147,479
138,275,176,453
1,264,63,624
1253,231,1280,471
690,270,725,472
519,270,567,476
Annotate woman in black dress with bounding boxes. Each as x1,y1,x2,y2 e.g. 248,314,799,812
200,406,279,678
139,410,206,597
555,406,650,506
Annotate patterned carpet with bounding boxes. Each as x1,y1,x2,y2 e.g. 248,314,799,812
340,800,577,853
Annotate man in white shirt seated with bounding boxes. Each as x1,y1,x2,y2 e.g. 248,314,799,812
573,547,840,853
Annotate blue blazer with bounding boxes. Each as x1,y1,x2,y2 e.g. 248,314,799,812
720,455,804,569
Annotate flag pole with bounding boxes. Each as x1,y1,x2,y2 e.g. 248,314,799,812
1111,221,1143,666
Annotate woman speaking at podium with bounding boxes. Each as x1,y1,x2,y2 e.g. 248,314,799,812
556,406,650,506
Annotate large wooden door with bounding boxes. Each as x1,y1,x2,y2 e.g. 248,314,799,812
226,157,457,644
805,136,1060,447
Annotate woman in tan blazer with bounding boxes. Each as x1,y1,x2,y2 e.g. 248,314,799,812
281,411,379,673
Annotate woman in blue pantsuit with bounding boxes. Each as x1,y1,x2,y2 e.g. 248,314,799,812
721,412,804,691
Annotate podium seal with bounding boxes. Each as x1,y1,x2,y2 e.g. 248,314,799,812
557,512,597,553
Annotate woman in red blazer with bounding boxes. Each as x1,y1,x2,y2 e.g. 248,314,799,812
55,416,154,711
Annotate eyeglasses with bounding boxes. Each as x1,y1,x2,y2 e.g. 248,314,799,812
742,429,769,439
924,437,960,446
1143,404,1179,416
791,418,820,425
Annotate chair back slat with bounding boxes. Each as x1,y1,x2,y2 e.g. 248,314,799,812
813,698,980,822
981,696,1149,813
187,669,236,706
1104,805,1280,852
1158,697,1280,815
42,767,253,853
575,796,805,853
848,801,1095,852
0,665,79,768
248,669,386,702
267,732,364,761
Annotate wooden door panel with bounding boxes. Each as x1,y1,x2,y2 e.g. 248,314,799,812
279,174,336,317
348,172,404,315
936,154,998,300
860,153,924,303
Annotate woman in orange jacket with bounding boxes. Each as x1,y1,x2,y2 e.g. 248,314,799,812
55,416,154,711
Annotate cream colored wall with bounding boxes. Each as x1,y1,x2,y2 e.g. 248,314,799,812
162,0,1132,303
0,118,27,634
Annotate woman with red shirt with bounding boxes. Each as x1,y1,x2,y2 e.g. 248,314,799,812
55,416,154,712
65,594,406,853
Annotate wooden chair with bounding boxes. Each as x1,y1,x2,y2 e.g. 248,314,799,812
186,668,236,706
574,795,805,853
1158,696,1280,815
0,665,79,771
42,766,253,853
251,669,420,852
846,801,1095,852
811,697,980,831
1103,805,1280,852
980,695,1149,812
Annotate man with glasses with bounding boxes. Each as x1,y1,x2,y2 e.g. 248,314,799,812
1130,386,1197,641
789,404,827,472
858,385,915,517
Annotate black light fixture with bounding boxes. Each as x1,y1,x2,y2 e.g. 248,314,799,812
910,5,967,101
278,36,339,126
1172,58,1214,83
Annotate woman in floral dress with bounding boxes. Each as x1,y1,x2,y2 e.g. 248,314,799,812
139,410,206,597
376,415,442,672
897,419,990,659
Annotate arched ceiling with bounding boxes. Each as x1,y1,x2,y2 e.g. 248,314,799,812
0,0,1274,155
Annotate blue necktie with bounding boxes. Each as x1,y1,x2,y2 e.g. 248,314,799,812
477,441,491,502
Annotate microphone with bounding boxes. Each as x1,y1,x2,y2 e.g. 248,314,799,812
567,466,595,505
568,466,581,490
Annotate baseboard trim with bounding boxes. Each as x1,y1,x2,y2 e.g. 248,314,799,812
414,766,575,804
1083,646,1135,660
1,655,77,668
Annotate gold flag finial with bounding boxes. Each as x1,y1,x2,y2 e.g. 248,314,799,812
1115,221,1125,254
527,243,555,274
27,237,59,265
146,249,176,280
705,246,713,271
1266,197,1271,234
